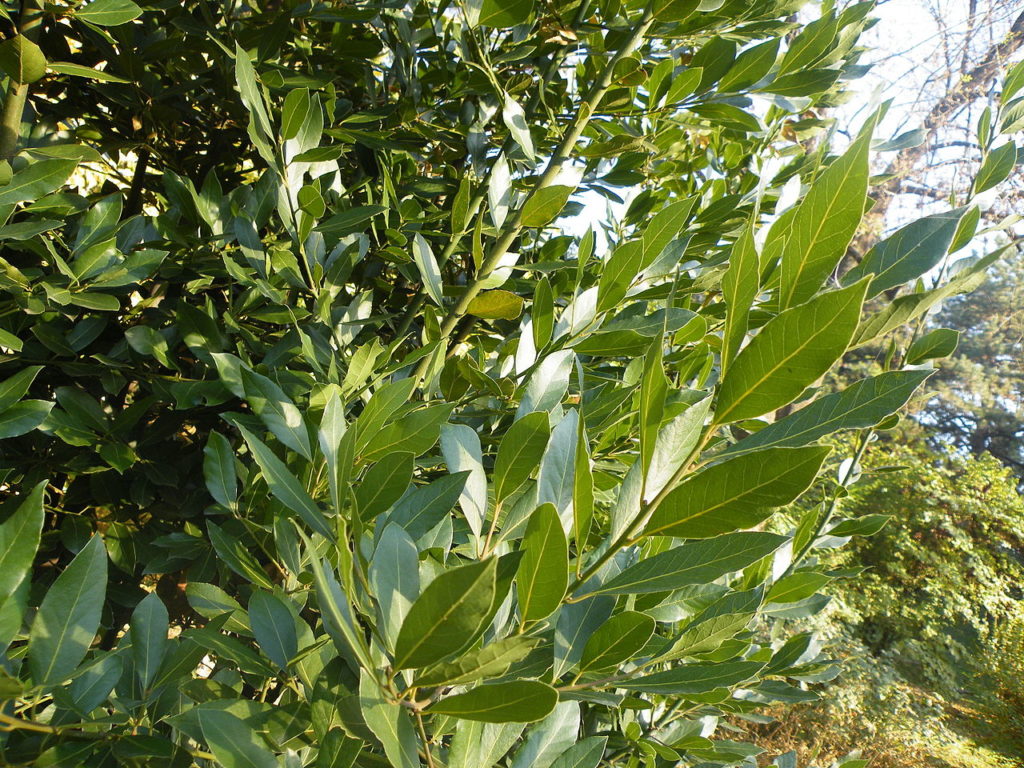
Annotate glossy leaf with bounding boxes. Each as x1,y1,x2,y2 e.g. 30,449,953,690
716,279,870,423
517,503,568,622
644,447,829,538
494,411,550,503
29,535,108,686
430,681,557,722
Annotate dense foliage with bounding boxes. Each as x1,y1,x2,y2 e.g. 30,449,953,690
0,0,1020,767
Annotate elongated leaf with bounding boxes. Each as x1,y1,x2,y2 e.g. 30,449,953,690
974,141,1017,194
722,371,932,457
413,233,444,306
76,0,143,25
47,61,130,83
415,635,539,687
479,0,533,27
0,159,79,206
242,368,312,460
197,709,277,768
646,394,711,501
0,365,42,412
238,426,334,540
359,673,419,768
203,430,237,508
722,226,759,373
716,279,869,423
521,186,573,228
844,208,965,296
431,681,557,722
641,199,695,265
591,532,787,596
249,591,297,670
517,504,568,622
130,593,168,690
517,350,574,418
0,35,45,83
579,611,655,672
537,410,578,533
639,341,668,482
30,535,107,686
449,720,526,768
208,522,275,590
0,481,45,606
503,94,535,162
778,112,878,309
468,289,524,319
549,738,608,768
440,424,487,538
494,411,550,503
318,391,349,511
622,660,765,694
660,587,764,659
393,557,498,669
354,452,413,522
510,701,580,768
388,471,468,539
644,447,829,538
906,328,959,365
369,524,419,649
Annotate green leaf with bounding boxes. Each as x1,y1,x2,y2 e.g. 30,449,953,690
622,660,765,694
974,142,1017,194
722,226,759,373
0,159,79,207
76,0,143,25
722,371,932,457
431,681,557,722
359,673,419,768
510,701,580,768
1003,60,1024,105
716,279,870,423
844,208,966,296
318,391,350,512
828,514,890,537
639,340,668,482
521,186,574,228
718,39,779,92
597,240,643,313
644,447,829,538
591,532,787,596
249,591,298,670
468,289,524,320
238,426,334,541
440,424,487,538
503,94,535,163
130,593,168,690
362,403,454,463
47,61,130,83
662,588,763,659
767,572,831,604
29,535,107,686
0,35,46,83
369,523,419,649
578,611,655,672
494,411,550,504
0,481,45,606
415,635,539,687
0,400,52,440
517,503,568,623
316,205,387,237
479,0,533,27
906,328,960,365
207,522,275,590
281,88,311,141
197,709,277,768
549,737,608,768
778,111,878,309
449,721,526,768
413,233,444,306
203,430,237,508
242,368,312,460
383,476,461,546
354,452,413,522
393,557,499,669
